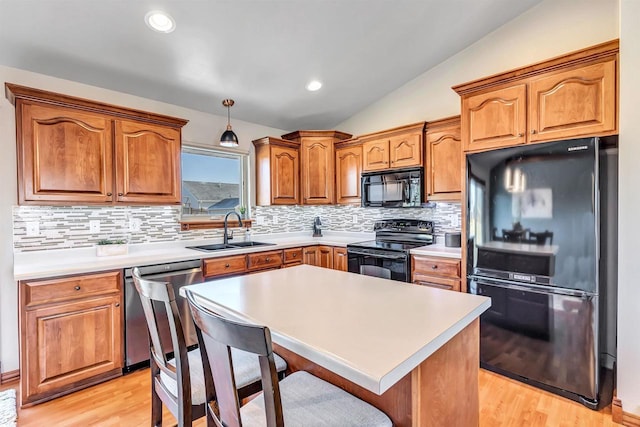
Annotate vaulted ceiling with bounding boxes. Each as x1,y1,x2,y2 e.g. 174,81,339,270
0,0,542,130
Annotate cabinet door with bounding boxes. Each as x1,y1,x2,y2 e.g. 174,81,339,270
462,84,527,152
22,294,122,404
303,246,319,266
271,145,300,205
333,247,348,271
335,145,362,205
426,123,462,201
203,255,247,278
412,273,461,292
114,120,181,204
300,138,334,204
18,102,114,204
529,60,616,142
389,132,422,169
362,139,390,171
317,246,334,269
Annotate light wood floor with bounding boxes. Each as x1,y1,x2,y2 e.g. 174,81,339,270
1,369,621,426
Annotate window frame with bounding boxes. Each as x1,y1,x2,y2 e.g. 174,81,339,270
180,145,250,220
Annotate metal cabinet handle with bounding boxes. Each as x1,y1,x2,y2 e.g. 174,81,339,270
338,253,346,257
74,286,81,291
115,303,120,307
266,257,271,262
225,263,230,268
118,193,123,196
292,253,297,257
106,192,112,196
431,265,438,269
518,133,524,137
531,129,537,134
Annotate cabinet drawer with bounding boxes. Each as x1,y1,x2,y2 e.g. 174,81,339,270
412,274,461,292
22,271,122,307
412,256,460,278
247,250,283,271
283,247,303,264
203,255,247,278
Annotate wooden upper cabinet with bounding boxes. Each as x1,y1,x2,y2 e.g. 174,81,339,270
462,84,527,152
16,103,114,204
281,130,351,205
361,123,424,171
253,137,300,206
115,120,181,204
335,142,362,205
425,116,462,201
389,132,422,169
6,83,188,205
362,138,390,171
529,59,616,142
454,40,619,152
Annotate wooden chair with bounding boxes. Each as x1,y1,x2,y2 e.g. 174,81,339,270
528,230,554,245
502,228,528,243
132,268,287,427
185,290,393,427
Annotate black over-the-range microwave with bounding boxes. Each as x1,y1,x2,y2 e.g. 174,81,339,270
361,167,423,208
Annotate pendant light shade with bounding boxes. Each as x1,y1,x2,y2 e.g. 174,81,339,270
220,99,239,147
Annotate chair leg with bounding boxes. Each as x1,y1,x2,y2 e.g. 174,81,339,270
151,380,162,427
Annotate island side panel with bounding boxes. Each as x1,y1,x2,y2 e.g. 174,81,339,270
412,318,479,427
272,343,413,426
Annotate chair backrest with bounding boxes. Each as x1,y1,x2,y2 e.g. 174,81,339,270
528,230,554,245
132,267,193,410
502,228,527,243
185,290,284,427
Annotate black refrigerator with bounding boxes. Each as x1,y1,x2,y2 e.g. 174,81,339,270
466,137,617,409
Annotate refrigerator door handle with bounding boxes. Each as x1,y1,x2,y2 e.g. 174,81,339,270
470,276,593,298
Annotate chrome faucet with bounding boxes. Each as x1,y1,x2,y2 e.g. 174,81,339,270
223,211,243,245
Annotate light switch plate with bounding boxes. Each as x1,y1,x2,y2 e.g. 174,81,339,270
256,215,266,225
89,220,100,233
26,221,39,236
129,218,141,232
352,215,358,224
272,215,279,225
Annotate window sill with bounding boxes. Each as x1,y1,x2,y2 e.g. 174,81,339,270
180,219,253,231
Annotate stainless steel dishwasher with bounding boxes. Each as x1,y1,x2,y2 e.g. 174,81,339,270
123,259,204,372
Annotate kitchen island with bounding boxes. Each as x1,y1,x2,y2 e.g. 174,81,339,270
182,265,490,426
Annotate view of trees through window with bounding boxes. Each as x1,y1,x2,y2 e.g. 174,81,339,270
181,148,244,217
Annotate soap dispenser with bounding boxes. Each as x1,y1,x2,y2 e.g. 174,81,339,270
313,216,323,237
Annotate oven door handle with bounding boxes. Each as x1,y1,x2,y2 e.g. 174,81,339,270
347,249,408,260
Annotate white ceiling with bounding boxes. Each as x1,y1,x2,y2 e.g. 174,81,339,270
0,0,541,131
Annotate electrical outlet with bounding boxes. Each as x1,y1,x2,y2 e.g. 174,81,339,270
129,218,142,232
26,221,39,236
89,220,100,233
272,215,279,225
256,215,265,225
352,215,358,224
450,214,460,228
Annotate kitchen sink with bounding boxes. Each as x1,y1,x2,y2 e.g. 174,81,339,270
186,241,275,252
228,241,275,248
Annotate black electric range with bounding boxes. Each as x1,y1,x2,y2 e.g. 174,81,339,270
347,219,434,282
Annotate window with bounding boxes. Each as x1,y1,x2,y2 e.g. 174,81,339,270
181,147,248,218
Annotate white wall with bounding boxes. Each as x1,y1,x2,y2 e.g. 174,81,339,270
337,0,619,135
0,65,286,373
617,0,640,416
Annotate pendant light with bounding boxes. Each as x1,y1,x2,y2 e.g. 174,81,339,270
220,99,239,147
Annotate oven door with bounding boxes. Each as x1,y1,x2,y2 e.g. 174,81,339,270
347,248,409,282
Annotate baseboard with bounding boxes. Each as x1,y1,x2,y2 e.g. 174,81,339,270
612,396,640,426
0,369,19,384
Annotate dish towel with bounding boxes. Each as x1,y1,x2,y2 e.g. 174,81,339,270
0,389,17,427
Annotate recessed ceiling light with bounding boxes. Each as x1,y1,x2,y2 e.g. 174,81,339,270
145,11,176,33
306,80,323,92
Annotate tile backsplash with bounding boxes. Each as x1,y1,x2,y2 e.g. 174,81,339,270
13,203,461,252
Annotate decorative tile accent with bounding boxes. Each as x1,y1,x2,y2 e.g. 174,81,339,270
13,203,461,252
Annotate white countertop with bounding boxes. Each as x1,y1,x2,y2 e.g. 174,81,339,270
410,243,461,259
181,265,490,395
13,231,460,280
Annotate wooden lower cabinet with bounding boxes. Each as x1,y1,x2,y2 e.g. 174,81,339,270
283,247,303,267
411,255,461,292
247,250,283,271
203,255,247,278
303,246,319,266
333,247,348,271
19,271,123,407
